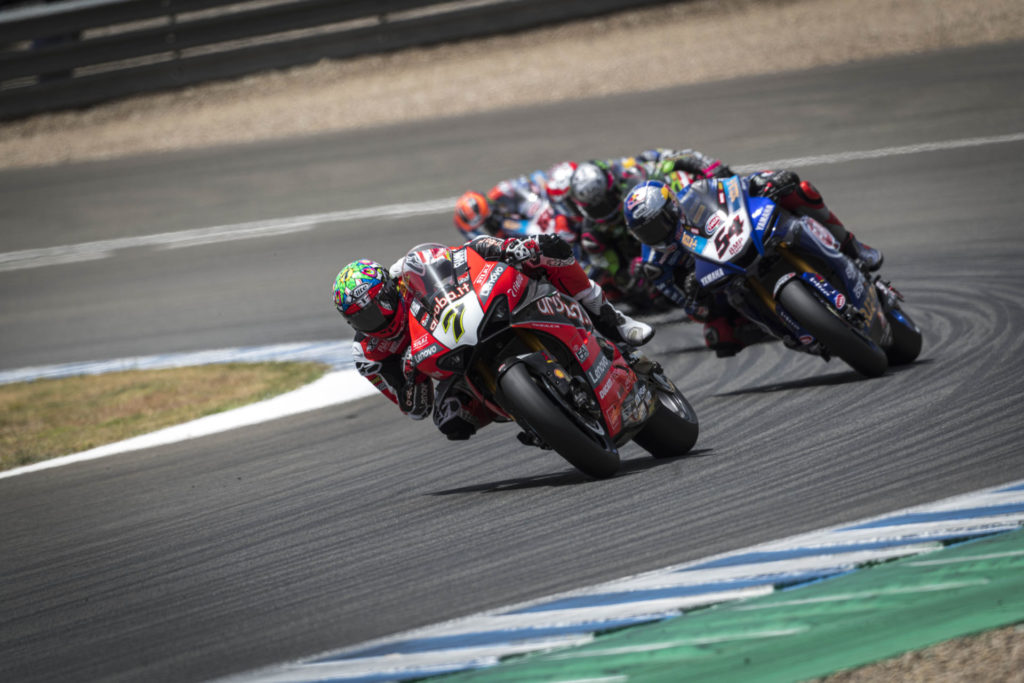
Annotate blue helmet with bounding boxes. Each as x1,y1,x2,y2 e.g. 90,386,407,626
623,180,681,247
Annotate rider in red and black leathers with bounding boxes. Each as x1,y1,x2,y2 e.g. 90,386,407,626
348,234,653,441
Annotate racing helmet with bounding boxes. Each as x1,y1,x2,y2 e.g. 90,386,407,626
544,160,578,201
569,162,621,223
454,190,495,237
333,259,406,338
623,180,682,248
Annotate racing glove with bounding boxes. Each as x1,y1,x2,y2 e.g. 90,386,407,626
680,271,711,321
397,347,433,420
750,170,800,201
499,234,574,265
499,237,539,264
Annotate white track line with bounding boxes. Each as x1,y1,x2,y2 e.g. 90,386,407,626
3,133,1023,273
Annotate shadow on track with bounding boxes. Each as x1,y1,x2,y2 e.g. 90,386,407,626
712,358,930,397
430,448,715,495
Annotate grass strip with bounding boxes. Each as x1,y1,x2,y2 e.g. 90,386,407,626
0,362,329,471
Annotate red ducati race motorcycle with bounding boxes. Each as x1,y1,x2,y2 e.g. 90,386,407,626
400,243,699,479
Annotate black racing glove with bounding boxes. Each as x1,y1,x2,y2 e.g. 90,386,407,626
398,347,433,420
679,271,710,321
534,233,574,260
750,170,800,201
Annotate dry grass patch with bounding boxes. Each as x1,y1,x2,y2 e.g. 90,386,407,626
0,362,328,471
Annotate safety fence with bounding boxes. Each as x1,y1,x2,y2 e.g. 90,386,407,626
0,0,673,120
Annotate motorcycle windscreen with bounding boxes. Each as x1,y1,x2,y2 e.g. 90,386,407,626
678,178,754,266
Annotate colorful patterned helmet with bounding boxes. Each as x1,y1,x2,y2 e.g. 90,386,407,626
623,180,681,248
544,160,578,201
569,162,620,223
332,259,406,337
454,191,495,237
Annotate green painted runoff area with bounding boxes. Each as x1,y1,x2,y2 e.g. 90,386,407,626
442,528,1024,682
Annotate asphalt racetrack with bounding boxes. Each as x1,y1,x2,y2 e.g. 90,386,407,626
2,41,1023,682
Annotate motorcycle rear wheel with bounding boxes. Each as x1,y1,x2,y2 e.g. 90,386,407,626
778,280,888,378
633,387,699,458
499,362,620,479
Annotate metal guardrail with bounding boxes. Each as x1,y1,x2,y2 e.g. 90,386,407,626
0,0,672,120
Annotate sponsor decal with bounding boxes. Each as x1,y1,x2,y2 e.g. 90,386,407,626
778,308,801,332
802,273,849,313
478,263,506,300
535,294,592,329
411,334,431,350
432,282,472,316
574,343,590,363
452,248,467,268
598,378,613,399
700,268,725,287
754,206,773,233
586,353,612,386
510,272,526,299
681,232,698,251
773,272,797,298
474,263,495,286
726,178,741,205
727,234,745,256
805,219,840,251
413,343,442,364
853,276,865,300
705,213,726,237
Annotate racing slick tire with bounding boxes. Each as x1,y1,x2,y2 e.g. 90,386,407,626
499,362,620,479
778,279,889,378
633,387,699,458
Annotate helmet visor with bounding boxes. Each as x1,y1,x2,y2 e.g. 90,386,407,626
578,194,620,222
345,301,393,334
632,208,677,247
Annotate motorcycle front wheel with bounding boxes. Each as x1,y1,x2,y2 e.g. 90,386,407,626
777,279,889,378
633,385,699,458
499,362,620,479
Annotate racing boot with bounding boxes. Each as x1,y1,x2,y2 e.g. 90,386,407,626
598,301,655,346
768,175,884,270
575,281,654,346
840,233,884,272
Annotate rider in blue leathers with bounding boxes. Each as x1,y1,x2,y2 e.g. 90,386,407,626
567,148,734,307
623,171,883,356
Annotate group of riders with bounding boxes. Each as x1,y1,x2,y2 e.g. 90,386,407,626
332,147,885,441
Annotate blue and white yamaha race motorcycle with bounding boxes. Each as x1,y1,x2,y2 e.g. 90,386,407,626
665,172,922,377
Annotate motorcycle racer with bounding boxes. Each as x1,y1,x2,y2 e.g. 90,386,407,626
623,173,883,356
567,149,734,305
332,234,654,440
453,164,582,242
